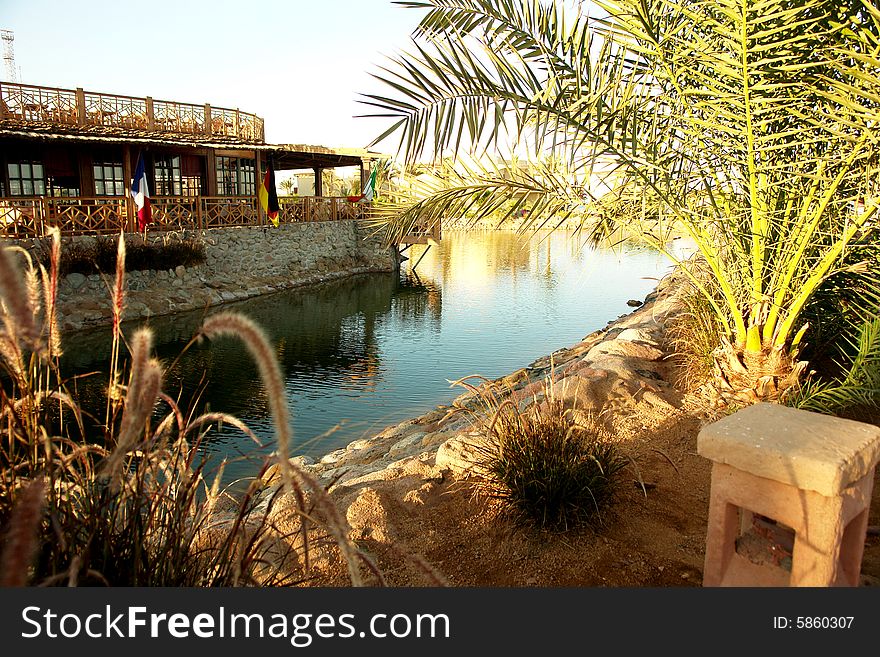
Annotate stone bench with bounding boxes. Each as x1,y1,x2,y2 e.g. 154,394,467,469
698,403,880,586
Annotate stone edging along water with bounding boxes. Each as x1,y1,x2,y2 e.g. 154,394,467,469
16,220,398,333
265,274,683,495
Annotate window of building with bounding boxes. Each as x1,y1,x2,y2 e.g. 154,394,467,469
154,155,183,196
44,149,79,197
180,154,203,196
47,176,80,197
7,160,47,196
216,156,256,195
93,162,125,196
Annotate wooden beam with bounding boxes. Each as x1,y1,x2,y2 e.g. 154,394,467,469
145,96,154,130
314,167,323,196
75,88,86,127
79,149,94,197
122,144,135,233
205,150,217,196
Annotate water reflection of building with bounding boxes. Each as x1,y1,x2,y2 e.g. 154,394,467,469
58,269,443,432
391,275,443,327
340,353,382,391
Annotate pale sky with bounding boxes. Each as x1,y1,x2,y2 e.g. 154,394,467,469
1,0,429,152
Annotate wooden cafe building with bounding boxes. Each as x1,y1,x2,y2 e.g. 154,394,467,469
0,80,381,237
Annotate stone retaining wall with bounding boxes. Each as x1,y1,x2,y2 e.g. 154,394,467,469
17,221,397,332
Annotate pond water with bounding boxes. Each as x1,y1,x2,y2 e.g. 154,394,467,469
61,230,680,482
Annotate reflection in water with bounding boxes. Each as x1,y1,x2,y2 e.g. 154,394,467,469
61,230,676,482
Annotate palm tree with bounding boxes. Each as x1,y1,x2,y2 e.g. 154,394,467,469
279,178,297,196
362,0,880,402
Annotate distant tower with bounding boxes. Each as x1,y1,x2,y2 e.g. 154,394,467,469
1,29,16,83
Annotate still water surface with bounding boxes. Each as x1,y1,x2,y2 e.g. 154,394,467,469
62,231,677,481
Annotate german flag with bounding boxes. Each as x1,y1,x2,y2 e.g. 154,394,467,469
258,162,280,227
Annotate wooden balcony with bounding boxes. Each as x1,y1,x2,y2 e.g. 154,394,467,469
0,195,370,238
0,81,265,142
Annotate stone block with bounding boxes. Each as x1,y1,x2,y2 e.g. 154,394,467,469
388,432,427,459
66,272,86,289
701,404,880,587
698,402,880,496
615,327,660,344
435,433,490,477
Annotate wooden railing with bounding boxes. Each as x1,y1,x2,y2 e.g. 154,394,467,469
151,196,201,230
48,197,128,235
202,196,260,228
0,195,371,237
0,81,265,142
278,196,369,222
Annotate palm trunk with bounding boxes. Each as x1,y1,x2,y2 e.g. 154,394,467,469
711,337,808,404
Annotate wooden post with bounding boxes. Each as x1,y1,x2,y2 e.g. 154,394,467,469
75,88,86,126
234,109,240,137
204,103,212,135
205,151,217,195
78,152,94,196
122,145,135,233
145,97,154,130
196,195,204,230
40,197,49,237
360,160,367,192
314,167,323,197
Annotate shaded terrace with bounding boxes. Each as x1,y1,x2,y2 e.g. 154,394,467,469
0,81,379,237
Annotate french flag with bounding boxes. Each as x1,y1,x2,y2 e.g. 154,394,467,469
131,152,152,231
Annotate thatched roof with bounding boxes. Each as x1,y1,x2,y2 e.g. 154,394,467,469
0,118,270,150
271,144,378,170
0,123,383,169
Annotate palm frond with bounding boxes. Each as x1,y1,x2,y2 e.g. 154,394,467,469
787,316,880,414
364,0,880,363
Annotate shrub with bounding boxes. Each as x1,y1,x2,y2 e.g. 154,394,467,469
461,379,627,532
53,234,206,276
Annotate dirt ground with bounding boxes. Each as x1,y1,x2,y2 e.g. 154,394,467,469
310,362,880,588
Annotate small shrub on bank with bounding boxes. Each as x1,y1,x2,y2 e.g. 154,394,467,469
461,379,626,532
52,234,206,276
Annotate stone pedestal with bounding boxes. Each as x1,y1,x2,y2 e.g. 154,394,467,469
698,403,880,587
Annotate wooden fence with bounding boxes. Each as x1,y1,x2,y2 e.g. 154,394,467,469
0,81,265,142
0,195,371,238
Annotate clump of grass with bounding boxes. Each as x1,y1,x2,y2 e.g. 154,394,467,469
0,233,365,586
665,270,724,392
458,377,627,532
45,234,206,276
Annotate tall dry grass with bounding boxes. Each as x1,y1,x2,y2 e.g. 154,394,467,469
0,232,366,586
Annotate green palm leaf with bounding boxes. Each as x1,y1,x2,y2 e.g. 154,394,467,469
363,0,880,399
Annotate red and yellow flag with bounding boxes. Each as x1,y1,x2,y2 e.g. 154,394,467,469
258,164,280,227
